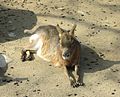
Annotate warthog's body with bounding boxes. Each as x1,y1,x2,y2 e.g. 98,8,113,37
21,24,84,87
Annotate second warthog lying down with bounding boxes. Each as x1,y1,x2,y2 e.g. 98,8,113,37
21,24,84,87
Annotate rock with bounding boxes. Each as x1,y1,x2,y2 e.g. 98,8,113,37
8,32,16,38
0,54,12,76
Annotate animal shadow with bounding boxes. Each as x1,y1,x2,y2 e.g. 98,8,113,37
79,44,120,84
0,5,37,43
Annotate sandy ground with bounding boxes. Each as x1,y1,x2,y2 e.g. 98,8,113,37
0,0,120,97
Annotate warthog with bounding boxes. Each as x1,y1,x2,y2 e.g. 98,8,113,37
21,24,84,87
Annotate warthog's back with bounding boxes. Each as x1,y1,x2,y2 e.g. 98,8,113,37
33,25,60,62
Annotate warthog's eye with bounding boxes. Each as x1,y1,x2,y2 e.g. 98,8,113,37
61,39,74,48
59,33,75,48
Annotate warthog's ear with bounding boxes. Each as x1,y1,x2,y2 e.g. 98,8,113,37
69,24,77,36
56,24,63,37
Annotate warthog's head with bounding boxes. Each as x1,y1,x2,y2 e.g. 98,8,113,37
56,24,77,60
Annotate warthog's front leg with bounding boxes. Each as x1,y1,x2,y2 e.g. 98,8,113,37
74,65,85,87
64,65,84,88
64,66,76,88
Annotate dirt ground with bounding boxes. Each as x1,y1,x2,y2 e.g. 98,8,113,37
0,0,120,97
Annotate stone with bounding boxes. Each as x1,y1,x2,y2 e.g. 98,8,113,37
0,54,12,76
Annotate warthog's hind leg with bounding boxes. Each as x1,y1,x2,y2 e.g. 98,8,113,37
21,49,27,62
27,50,36,61
21,49,36,62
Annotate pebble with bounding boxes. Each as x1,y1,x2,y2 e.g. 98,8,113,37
74,93,77,96
56,84,59,87
68,94,72,96
111,92,115,95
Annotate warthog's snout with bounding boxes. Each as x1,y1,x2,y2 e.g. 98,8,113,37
63,52,70,58
62,49,71,60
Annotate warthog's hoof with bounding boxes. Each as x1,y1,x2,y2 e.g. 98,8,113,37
21,49,35,62
21,49,27,62
72,82,85,88
27,53,35,61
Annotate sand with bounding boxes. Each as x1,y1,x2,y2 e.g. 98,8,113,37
0,0,120,97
